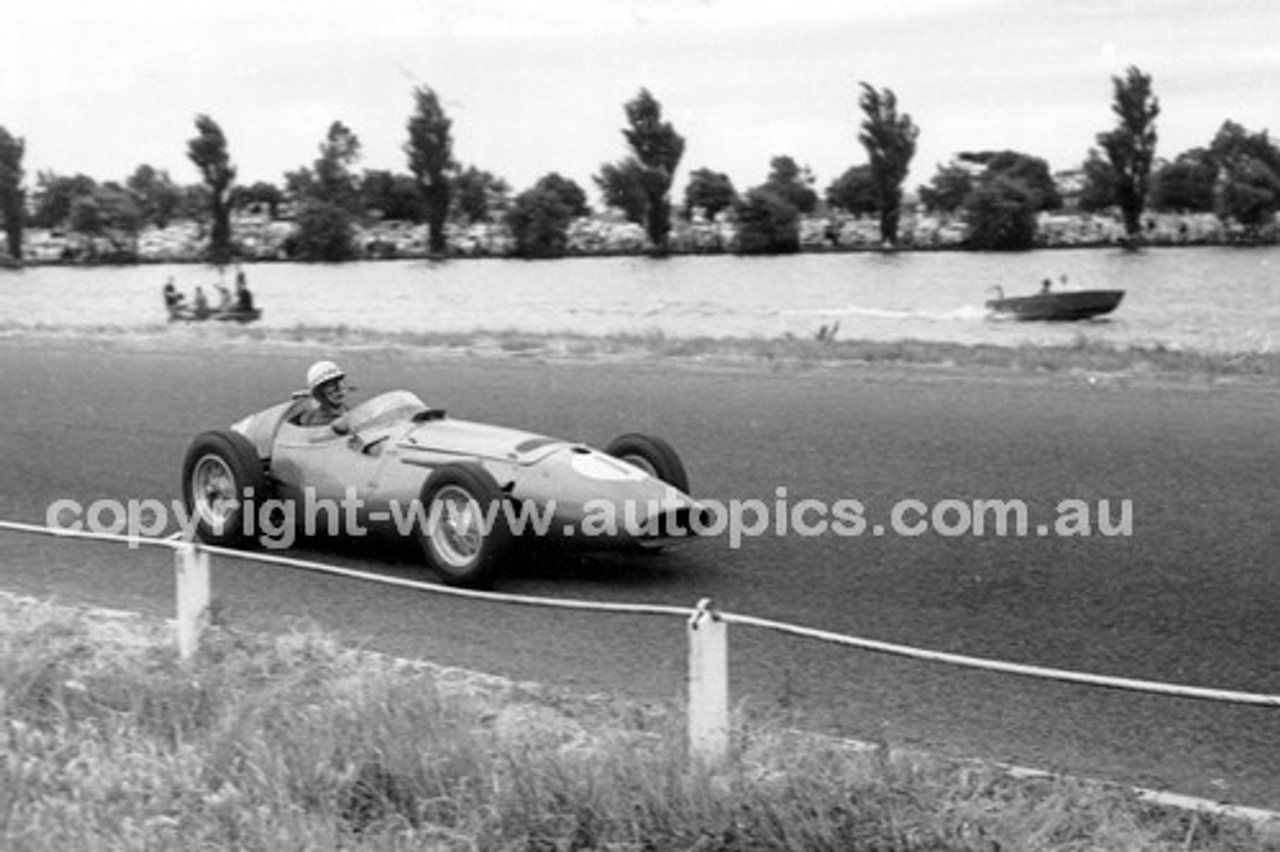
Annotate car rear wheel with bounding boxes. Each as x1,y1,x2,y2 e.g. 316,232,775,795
604,433,691,494
182,430,267,547
418,463,513,587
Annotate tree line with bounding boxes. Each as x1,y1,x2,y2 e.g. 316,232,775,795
0,67,1276,262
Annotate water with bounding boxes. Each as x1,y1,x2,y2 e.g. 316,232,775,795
1,247,1275,354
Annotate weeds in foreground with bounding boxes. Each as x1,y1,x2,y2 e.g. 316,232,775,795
1,598,1274,851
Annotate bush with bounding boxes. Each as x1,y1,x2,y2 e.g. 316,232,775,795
506,187,574,259
964,175,1039,250
288,200,357,262
732,189,800,255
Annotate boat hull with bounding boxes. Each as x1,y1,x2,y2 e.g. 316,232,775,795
986,289,1123,321
168,307,262,323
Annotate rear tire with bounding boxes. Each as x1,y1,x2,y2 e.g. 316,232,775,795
604,433,691,494
182,430,267,547
417,463,514,587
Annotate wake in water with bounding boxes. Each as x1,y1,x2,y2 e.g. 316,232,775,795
779,304,991,323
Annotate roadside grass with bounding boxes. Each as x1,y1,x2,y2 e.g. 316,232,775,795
1,596,1273,851
3,320,1273,380
257,325,1278,378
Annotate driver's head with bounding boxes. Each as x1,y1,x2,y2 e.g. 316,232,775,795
306,360,347,409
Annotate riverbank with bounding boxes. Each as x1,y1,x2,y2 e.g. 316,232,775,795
9,209,1276,266
3,322,1276,383
2,591,1273,850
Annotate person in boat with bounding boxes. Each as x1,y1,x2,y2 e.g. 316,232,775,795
215,281,232,312
235,271,254,312
162,279,185,310
193,286,209,317
298,360,350,433
1041,277,1053,294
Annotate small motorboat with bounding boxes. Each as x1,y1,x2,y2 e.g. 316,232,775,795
986,285,1124,321
168,305,263,324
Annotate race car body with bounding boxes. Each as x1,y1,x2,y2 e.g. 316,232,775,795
183,390,705,586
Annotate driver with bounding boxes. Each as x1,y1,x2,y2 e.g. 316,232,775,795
299,360,351,433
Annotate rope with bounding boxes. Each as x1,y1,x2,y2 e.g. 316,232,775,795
720,612,1280,707
4,519,1278,707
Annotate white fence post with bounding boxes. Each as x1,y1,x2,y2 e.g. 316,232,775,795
688,597,729,766
174,543,210,660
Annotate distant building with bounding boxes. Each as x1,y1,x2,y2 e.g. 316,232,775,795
1053,169,1088,210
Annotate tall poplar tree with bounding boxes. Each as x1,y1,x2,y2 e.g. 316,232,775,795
186,114,237,261
314,120,362,212
405,86,455,256
858,83,918,247
621,88,684,253
1097,66,1159,243
0,126,26,261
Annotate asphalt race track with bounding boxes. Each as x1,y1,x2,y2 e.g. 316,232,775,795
2,339,1278,808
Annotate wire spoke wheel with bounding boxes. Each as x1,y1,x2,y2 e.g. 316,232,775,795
418,463,514,587
430,485,485,568
191,455,239,532
181,429,267,547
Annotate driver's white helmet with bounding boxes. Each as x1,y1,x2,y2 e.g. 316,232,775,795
307,360,345,392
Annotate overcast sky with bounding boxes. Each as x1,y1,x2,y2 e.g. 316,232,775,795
3,0,1276,197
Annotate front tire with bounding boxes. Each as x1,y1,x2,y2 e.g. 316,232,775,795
417,463,514,587
182,430,267,546
604,433,691,494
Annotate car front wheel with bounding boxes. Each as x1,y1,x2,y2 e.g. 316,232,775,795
181,430,267,547
604,433,691,494
417,463,514,587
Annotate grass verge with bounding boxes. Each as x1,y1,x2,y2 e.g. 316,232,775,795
1,321,1277,380
1,594,1274,851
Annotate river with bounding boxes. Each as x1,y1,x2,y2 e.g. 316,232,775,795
1,246,1275,354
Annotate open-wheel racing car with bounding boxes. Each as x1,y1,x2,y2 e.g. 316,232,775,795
181,389,706,586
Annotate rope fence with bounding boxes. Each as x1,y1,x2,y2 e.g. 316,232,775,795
2,517,1278,770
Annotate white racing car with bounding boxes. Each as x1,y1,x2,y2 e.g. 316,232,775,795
182,389,705,586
